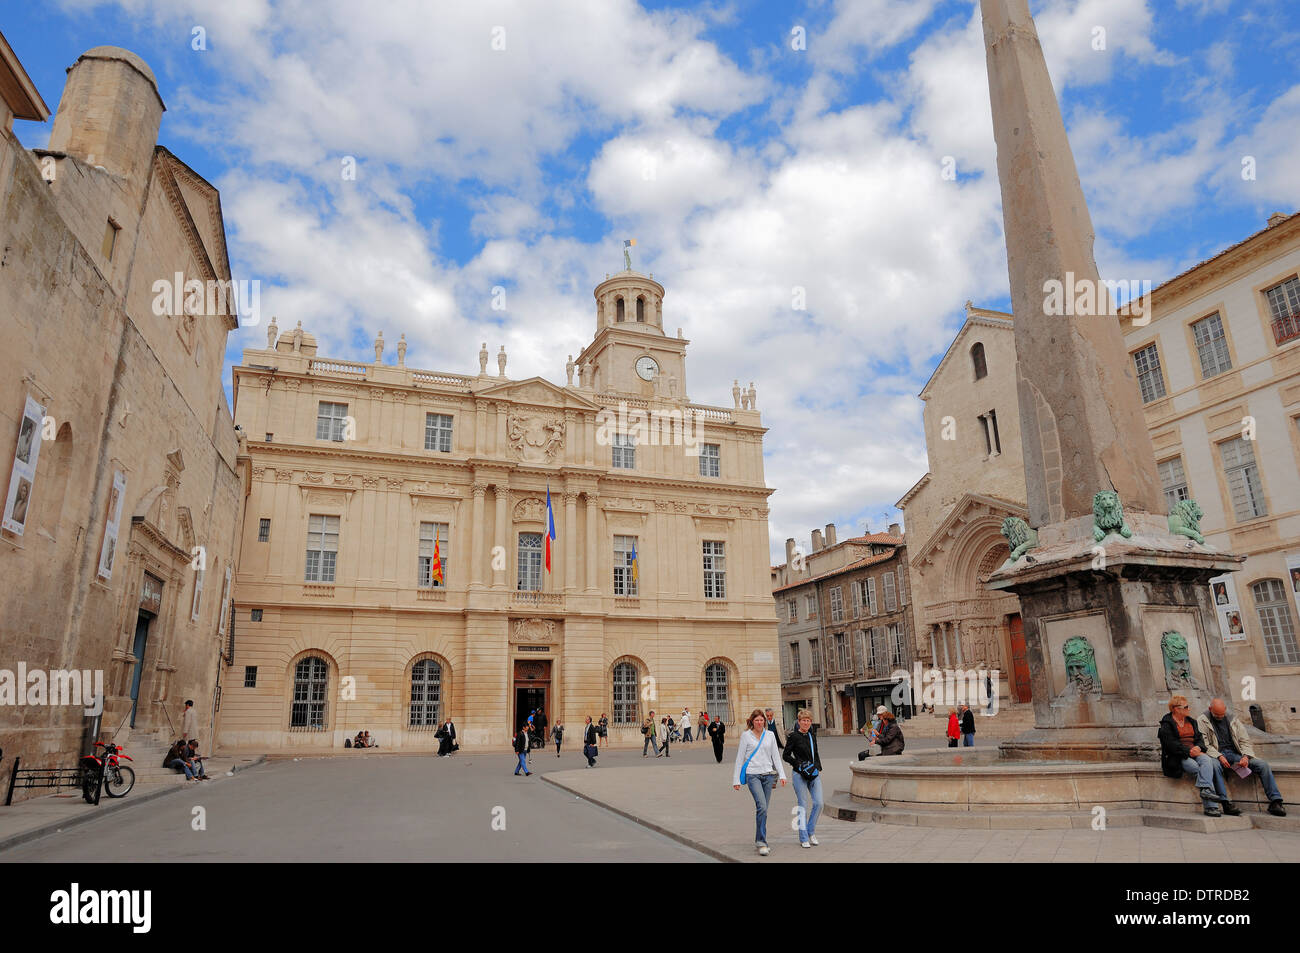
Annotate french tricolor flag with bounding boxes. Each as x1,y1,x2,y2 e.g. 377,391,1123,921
545,484,557,573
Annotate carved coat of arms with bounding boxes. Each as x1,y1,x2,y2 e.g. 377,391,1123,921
507,414,564,462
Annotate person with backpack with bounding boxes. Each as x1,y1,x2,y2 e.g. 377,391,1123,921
642,711,661,757
783,708,822,848
732,709,786,856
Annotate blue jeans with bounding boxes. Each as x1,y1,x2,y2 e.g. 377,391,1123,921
514,752,529,774
683,727,692,742
1181,755,1227,799
962,733,974,747
745,773,777,844
643,734,659,755
1221,749,1282,802
792,773,823,842
169,758,196,780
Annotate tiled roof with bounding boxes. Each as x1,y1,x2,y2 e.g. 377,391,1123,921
771,549,900,594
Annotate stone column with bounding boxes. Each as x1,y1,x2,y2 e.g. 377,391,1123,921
929,627,939,671
475,402,487,456
564,492,578,592
470,482,487,589
495,402,507,456
953,621,965,666
941,623,951,668
493,483,510,589
584,492,599,593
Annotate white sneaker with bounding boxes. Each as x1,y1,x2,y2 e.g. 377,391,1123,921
758,845,770,856
809,836,819,846
800,841,811,849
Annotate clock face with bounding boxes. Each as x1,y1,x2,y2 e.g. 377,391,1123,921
635,356,659,381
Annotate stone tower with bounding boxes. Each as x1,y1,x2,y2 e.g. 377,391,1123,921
47,46,164,190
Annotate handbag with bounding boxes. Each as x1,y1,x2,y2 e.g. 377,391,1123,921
583,743,597,758
738,727,768,785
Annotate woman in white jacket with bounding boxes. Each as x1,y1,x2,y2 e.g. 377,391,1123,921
732,708,787,856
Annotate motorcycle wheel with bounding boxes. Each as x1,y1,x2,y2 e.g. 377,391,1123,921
104,764,136,798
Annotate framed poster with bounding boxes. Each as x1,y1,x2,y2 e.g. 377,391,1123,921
2,395,47,536
97,470,127,580
1208,573,1246,643
1286,553,1300,598
217,565,232,636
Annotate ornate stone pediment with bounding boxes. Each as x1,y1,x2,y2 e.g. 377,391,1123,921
513,497,546,522
477,376,599,411
506,412,564,463
512,618,558,643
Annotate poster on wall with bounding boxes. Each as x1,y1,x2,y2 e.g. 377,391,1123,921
96,470,127,580
2,395,47,536
1286,553,1300,599
1209,573,1246,643
217,565,232,636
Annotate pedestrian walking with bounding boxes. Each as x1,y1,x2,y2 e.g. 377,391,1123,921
708,715,726,763
732,709,786,856
946,708,960,748
436,716,458,756
642,711,661,757
583,716,599,768
553,720,564,757
513,724,532,776
960,703,976,747
764,708,784,750
784,708,822,847
698,710,709,741
681,707,693,743
599,713,609,745
661,716,672,757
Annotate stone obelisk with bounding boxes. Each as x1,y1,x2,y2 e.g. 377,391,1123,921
979,0,1264,758
982,0,1162,528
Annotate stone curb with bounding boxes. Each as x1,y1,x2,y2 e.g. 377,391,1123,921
0,756,266,854
541,772,735,863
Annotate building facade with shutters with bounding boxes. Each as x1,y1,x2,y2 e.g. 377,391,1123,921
899,212,1300,733
0,43,246,795
217,269,779,750
771,524,913,734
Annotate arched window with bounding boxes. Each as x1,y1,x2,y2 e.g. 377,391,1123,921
636,296,646,322
616,297,625,322
290,656,329,729
1252,579,1300,664
971,342,988,380
705,662,731,725
410,658,442,728
612,661,639,725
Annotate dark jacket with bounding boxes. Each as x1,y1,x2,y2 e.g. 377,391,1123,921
877,720,905,756
584,724,597,746
783,727,823,774
164,742,188,769
960,709,975,734
708,721,725,743
1158,712,1206,779
768,721,784,750
513,731,529,754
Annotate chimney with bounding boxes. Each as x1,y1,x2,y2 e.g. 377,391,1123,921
824,523,837,546
785,538,796,566
1268,212,1289,228
888,522,901,537
811,529,824,552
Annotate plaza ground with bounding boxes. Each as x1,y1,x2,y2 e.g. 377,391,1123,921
2,733,1297,862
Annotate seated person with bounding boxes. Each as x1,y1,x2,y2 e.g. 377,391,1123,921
1158,694,1234,817
165,739,199,781
877,710,905,755
1198,698,1286,817
354,731,366,749
185,740,209,779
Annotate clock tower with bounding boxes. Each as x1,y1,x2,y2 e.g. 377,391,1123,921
577,265,689,399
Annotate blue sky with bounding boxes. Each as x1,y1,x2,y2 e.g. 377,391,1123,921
7,0,1299,560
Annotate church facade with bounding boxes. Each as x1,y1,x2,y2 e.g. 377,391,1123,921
217,270,779,749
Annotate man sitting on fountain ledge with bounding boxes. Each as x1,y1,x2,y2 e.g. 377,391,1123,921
1197,698,1287,817
1159,695,1236,818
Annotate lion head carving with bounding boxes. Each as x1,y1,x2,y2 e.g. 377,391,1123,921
1092,490,1133,542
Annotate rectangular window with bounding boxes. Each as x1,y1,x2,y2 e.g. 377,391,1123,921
851,581,862,613
258,518,271,542
1254,579,1300,665
891,624,904,667
1220,437,1267,521
789,644,801,679
1132,344,1166,403
1191,313,1232,378
979,414,992,455
787,599,797,623
1266,276,1300,346
806,593,817,618
305,514,340,582
243,666,258,688
702,540,726,599
316,402,348,442
424,413,453,452
102,219,120,261
883,572,897,613
190,567,204,623
835,632,851,672
517,532,543,591
418,522,450,588
250,608,263,622
864,629,877,672
809,638,821,676
612,432,636,469
699,443,721,477
989,409,1002,454
264,433,273,442
1158,457,1190,511
830,586,844,622
866,577,877,615
613,535,639,596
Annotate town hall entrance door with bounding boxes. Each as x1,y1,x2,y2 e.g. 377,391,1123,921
512,659,551,736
